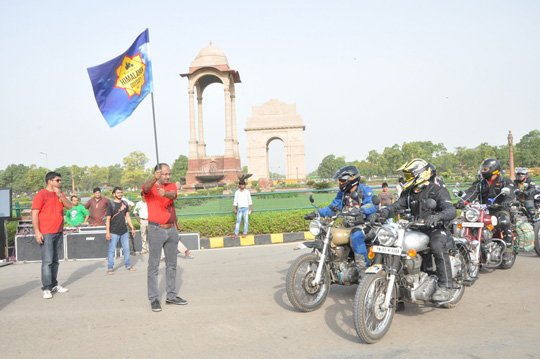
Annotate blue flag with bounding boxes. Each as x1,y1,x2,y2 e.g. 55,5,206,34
87,29,153,128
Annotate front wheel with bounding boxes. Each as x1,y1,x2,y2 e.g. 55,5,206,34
286,253,330,312
353,271,396,344
534,222,540,257
500,250,517,269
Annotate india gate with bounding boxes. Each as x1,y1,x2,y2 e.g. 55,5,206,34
181,44,306,189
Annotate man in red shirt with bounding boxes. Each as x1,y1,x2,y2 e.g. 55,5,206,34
84,187,110,226
32,171,73,299
143,163,187,312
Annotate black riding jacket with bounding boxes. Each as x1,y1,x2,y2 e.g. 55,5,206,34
514,177,536,202
382,181,456,224
463,176,515,206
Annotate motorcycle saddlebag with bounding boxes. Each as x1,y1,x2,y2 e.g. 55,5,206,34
515,220,535,252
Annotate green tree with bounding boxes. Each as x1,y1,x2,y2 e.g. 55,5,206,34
380,145,404,175
171,155,188,184
401,141,447,162
516,130,540,167
121,151,149,189
0,164,30,193
25,166,49,193
316,154,346,179
108,164,123,188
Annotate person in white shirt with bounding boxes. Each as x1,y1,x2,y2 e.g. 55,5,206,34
233,179,253,237
133,192,149,254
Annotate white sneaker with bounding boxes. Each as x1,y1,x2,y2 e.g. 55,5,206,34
51,285,69,293
43,290,52,299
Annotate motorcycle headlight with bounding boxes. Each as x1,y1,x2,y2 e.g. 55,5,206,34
309,220,322,236
490,215,498,226
377,224,398,246
465,208,480,222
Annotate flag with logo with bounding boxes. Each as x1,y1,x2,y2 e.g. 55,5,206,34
87,29,153,127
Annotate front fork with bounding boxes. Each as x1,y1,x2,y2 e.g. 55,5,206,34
311,229,332,286
382,255,400,310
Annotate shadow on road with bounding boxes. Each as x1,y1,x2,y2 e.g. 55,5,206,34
0,279,40,311
63,260,104,287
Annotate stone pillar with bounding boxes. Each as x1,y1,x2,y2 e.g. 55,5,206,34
508,130,515,180
231,91,239,158
224,87,234,157
196,86,206,157
188,88,198,158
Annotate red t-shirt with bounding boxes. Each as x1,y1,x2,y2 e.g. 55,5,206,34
32,189,65,234
144,182,177,224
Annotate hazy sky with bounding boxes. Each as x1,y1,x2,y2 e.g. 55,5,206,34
1,1,538,174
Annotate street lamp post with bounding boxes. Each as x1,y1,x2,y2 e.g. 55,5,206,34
39,152,48,169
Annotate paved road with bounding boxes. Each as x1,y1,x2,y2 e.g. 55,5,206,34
0,244,539,358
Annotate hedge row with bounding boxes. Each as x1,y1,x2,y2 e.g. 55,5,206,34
179,209,309,237
4,209,311,246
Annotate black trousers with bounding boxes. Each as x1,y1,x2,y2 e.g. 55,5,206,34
424,228,453,287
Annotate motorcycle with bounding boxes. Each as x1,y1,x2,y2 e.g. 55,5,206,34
286,194,371,312
453,186,517,269
352,199,467,344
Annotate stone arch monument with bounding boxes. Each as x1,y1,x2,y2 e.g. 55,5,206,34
245,99,306,182
180,44,242,189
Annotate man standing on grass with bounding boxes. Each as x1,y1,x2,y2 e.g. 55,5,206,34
143,163,187,312
32,171,73,299
233,179,252,238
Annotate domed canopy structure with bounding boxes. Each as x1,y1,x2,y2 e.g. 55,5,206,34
182,43,240,83
190,44,229,69
180,44,243,190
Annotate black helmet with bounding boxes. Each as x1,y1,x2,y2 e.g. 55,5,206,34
333,165,360,192
515,167,528,182
480,158,502,180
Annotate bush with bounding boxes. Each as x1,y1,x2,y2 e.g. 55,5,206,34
179,209,308,237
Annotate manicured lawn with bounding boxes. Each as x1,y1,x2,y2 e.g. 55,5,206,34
176,191,337,217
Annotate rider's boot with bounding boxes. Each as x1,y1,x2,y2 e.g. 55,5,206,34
432,284,452,302
355,253,367,276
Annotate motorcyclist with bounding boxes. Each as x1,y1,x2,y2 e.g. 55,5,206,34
513,167,537,219
370,158,457,302
460,158,516,253
304,165,376,267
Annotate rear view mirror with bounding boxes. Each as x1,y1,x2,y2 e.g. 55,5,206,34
309,195,314,204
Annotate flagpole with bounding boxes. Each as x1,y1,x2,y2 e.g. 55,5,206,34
150,92,160,165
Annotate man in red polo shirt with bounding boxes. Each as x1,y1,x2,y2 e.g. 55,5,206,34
143,163,187,312
32,171,73,299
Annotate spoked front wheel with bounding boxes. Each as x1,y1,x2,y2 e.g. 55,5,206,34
286,253,330,312
353,271,396,344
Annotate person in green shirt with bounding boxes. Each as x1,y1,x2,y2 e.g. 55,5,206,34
64,195,89,227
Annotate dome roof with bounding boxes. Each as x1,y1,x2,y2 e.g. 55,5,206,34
190,43,229,69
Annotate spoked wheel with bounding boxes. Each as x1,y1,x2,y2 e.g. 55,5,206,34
500,250,517,269
457,244,478,286
353,271,396,344
286,253,330,312
534,222,540,257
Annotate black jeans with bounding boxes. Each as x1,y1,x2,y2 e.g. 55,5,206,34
425,228,453,288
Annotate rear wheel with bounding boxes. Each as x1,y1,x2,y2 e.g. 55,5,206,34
286,253,330,312
534,222,540,257
353,271,396,344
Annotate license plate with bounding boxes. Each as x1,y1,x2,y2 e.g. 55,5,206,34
372,245,402,255
462,222,484,228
